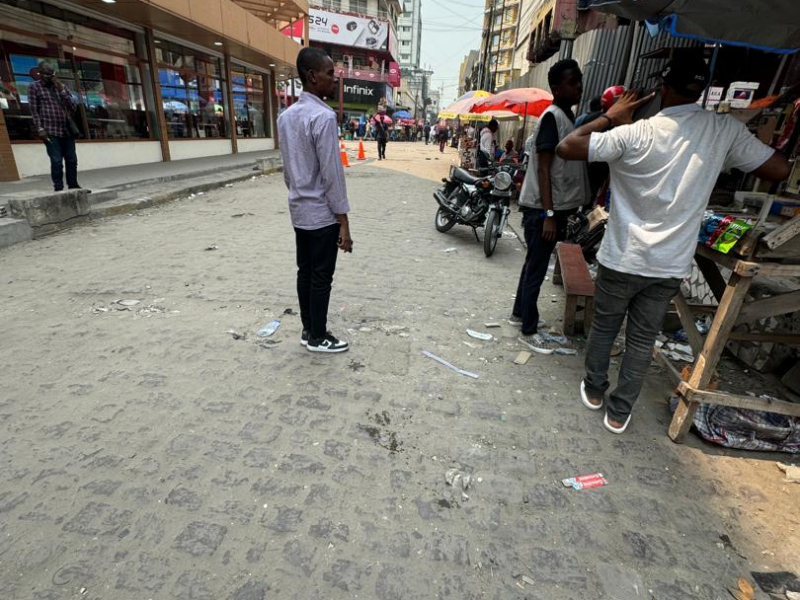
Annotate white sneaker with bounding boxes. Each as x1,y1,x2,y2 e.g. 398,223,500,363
518,334,557,355
307,334,349,354
508,316,546,328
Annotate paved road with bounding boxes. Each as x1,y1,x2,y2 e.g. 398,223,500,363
1,144,797,599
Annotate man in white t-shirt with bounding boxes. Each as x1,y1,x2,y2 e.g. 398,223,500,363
557,56,789,435
477,119,498,170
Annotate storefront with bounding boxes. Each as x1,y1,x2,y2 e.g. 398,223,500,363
0,0,302,180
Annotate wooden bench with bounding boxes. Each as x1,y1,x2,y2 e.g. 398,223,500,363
555,242,595,335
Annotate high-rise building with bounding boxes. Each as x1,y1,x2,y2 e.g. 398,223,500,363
397,0,422,70
478,0,522,91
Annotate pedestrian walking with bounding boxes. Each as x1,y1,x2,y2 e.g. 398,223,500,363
29,63,82,192
277,48,353,354
437,122,448,153
374,117,388,160
424,122,431,144
510,59,588,353
557,55,790,433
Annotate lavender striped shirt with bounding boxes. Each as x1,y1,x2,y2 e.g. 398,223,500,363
278,92,350,230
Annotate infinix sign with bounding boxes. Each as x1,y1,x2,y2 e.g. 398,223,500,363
342,79,384,104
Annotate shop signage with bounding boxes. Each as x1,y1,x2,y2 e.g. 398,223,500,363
342,79,385,104
309,8,389,52
388,62,401,87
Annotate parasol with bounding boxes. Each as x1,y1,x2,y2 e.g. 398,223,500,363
393,110,413,119
469,88,553,117
373,114,393,125
577,0,799,53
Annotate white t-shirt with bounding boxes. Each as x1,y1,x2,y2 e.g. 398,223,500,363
589,104,773,279
480,128,494,154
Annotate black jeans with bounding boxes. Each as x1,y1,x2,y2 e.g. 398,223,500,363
44,136,78,191
512,208,573,335
584,265,682,421
377,138,387,159
295,223,340,341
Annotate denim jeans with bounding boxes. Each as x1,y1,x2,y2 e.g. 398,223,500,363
512,209,573,335
295,223,340,341
377,139,387,159
584,264,682,421
44,136,79,191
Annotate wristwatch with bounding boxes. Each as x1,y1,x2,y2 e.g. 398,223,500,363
543,209,555,218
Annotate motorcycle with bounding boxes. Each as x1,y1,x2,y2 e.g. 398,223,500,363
433,166,515,257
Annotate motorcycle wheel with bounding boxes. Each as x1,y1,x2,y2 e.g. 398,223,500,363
435,207,456,233
484,209,500,257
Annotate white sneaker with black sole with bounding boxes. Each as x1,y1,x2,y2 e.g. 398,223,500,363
300,330,309,347
307,334,349,353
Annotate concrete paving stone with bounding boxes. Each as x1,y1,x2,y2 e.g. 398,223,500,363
0,146,797,598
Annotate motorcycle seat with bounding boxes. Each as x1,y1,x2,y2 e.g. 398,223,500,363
452,167,485,185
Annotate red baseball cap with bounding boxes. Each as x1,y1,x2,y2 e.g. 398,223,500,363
601,85,626,110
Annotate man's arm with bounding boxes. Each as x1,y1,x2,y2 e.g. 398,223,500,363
29,85,46,138
752,152,791,181
557,91,654,161
315,115,352,253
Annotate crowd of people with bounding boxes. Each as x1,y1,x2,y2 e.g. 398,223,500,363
278,48,790,435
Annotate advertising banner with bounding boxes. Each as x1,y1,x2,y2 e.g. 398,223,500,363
387,62,401,87
342,79,385,105
309,8,389,52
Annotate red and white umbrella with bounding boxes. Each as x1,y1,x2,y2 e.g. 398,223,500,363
470,88,553,117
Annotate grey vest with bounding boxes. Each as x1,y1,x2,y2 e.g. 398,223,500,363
519,104,589,211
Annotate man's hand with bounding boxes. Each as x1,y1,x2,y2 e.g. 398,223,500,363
37,128,48,141
542,216,557,242
338,225,353,253
605,90,656,126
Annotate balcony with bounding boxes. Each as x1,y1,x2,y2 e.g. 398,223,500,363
334,62,394,83
527,29,561,63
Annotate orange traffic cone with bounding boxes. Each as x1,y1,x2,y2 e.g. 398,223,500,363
340,143,350,168
357,139,366,161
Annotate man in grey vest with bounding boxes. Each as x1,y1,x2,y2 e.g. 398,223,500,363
510,59,589,354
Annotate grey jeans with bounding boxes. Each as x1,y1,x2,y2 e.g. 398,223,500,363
584,265,682,421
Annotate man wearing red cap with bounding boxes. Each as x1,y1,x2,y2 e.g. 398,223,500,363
558,55,790,434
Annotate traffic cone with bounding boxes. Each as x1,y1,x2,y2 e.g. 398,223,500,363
357,139,366,161
340,143,350,168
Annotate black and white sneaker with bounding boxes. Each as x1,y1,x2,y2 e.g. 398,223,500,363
307,334,349,354
300,330,309,347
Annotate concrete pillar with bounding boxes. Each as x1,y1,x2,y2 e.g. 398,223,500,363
224,53,238,154
144,28,171,162
0,109,20,182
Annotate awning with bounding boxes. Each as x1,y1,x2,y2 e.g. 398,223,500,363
578,0,800,54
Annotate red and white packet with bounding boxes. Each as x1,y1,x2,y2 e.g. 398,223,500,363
561,472,608,490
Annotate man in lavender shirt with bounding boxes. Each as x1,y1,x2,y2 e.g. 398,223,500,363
278,48,353,353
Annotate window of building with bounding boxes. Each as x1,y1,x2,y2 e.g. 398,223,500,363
349,0,367,14
321,0,342,10
156,39,227,139
231,65,269,138
0,0,151,141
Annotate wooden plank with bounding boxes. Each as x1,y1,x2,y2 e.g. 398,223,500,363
761,214,800,250
672,292,705,355
563,295,578,336
678,382,800,417
756,234,800,260
552,253,563,286
728,331,800,344
735,261,800,278
735,289,800,325
556,243,595,297
669,273,754,442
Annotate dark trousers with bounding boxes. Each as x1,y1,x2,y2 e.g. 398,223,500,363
438,138,446,152
584,265,682,420
45,136,78,191
377,138,387,159
512,209,573,335
295,223,340,341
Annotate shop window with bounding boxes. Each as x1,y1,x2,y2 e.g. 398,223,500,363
0,0,151,141
156,39,227,139
231,65,269,138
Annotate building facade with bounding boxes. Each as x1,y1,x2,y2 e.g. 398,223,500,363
307,0,402,122
397,0,421,70
0,0,305,181
477,0,521,91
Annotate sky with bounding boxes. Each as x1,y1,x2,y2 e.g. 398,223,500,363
418,0,486,107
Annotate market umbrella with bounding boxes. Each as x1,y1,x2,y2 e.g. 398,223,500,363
373,114,393,125
393,110,413,119
456,90,492,102
438,95,519,122
469,88,553,117
577,0,800,53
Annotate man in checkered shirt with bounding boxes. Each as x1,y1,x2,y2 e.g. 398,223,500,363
29,63,82,191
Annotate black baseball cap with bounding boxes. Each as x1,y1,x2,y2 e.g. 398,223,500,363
661,55,709,98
